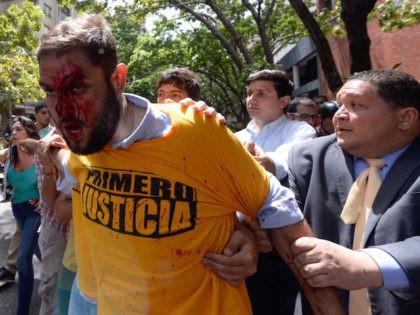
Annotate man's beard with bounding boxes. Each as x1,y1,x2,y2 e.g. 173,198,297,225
64,85,120,155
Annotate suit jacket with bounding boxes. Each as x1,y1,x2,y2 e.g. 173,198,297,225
288,134,420,315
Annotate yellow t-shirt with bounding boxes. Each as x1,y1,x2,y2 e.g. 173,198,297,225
68,104,270,314
62,221,77,273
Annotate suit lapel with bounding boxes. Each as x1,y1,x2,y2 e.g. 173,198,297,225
364,138,420,245
330,142,354,209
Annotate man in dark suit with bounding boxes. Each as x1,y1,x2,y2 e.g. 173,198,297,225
289,69,420,314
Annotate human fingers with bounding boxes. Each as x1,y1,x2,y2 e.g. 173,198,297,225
51,141,67,149
244,220,273,253
222,228,256,258
290,237,318,264
179,98,195,110
203,252,254,285
18,139,38,154
163,98,176,104
215,113,226,124
33,201,42,214
202,106,216,117
252,143,264,156
244,141,256,156
202,255,243,286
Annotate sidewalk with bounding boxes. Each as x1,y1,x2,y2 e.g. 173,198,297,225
0,200,41,315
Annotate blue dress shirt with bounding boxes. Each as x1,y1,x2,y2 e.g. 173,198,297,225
354,146,410,290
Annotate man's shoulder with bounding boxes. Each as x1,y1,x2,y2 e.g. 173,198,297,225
277,117,316,136
291,134,338,155
125,93,150,108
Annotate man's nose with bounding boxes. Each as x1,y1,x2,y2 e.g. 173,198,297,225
247,95,256,105
334,105,348,119
57,93,76,116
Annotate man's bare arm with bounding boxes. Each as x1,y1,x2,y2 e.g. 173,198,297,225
270,220,345,315
54,191,72,223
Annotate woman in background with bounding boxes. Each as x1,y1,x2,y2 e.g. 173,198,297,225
0,116,40,315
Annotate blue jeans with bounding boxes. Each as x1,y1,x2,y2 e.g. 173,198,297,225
55,265,76,315
12,201,41,315
69,276,97,315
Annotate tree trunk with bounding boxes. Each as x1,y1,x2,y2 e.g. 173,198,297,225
341,0,376,74
242,0,275,65
288,0,343,92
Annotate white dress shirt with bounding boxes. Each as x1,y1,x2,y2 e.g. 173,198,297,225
235,115,316,180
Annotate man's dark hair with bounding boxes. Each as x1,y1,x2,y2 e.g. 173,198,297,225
348,69,420,111
312,95,328,105
246,70,294,98
156,68,201,101
36,14,118,79
34,101,47,113
285,97,316,114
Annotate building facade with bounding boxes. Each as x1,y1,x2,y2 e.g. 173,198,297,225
0,0,76,131
276,5,420,99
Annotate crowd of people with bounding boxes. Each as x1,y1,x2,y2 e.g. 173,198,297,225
0,13,419,315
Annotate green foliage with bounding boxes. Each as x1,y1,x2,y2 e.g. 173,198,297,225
373,0,420,32
0,1,45,110
103,0,418,126
114,0,315,127
317,1,346,38
56,0,108,14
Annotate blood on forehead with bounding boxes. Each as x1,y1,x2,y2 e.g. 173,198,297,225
52,65,91,122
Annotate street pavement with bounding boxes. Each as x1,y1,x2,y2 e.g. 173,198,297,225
0,199,41,315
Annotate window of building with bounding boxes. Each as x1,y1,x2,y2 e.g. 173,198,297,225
326,0,333,10
43,3,52,18
59,7,70,20
298,55,318,87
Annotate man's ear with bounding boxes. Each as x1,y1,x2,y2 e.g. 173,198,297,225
279,95,291,109
111,63,127,95
397,107,419,130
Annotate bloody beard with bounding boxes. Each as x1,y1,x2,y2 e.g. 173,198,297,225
57,79,121,155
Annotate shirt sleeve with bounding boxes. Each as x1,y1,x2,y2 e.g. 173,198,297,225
362,247,410,290
258,173,303,229
56,173,74,198
62,153,78,187
266,125,316,180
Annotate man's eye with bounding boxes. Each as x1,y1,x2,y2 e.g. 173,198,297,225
44,89,56,96
71,84,84,92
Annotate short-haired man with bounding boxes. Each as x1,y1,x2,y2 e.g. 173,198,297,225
34,102,52,139
285,96,321,128
36,15,341,315
317,100,339,136
235,70,316,181
312,94,328,107
288,69,420,314
234,70,316,315
156,67,201,103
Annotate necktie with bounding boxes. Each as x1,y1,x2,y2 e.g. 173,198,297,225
340,158,385,315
